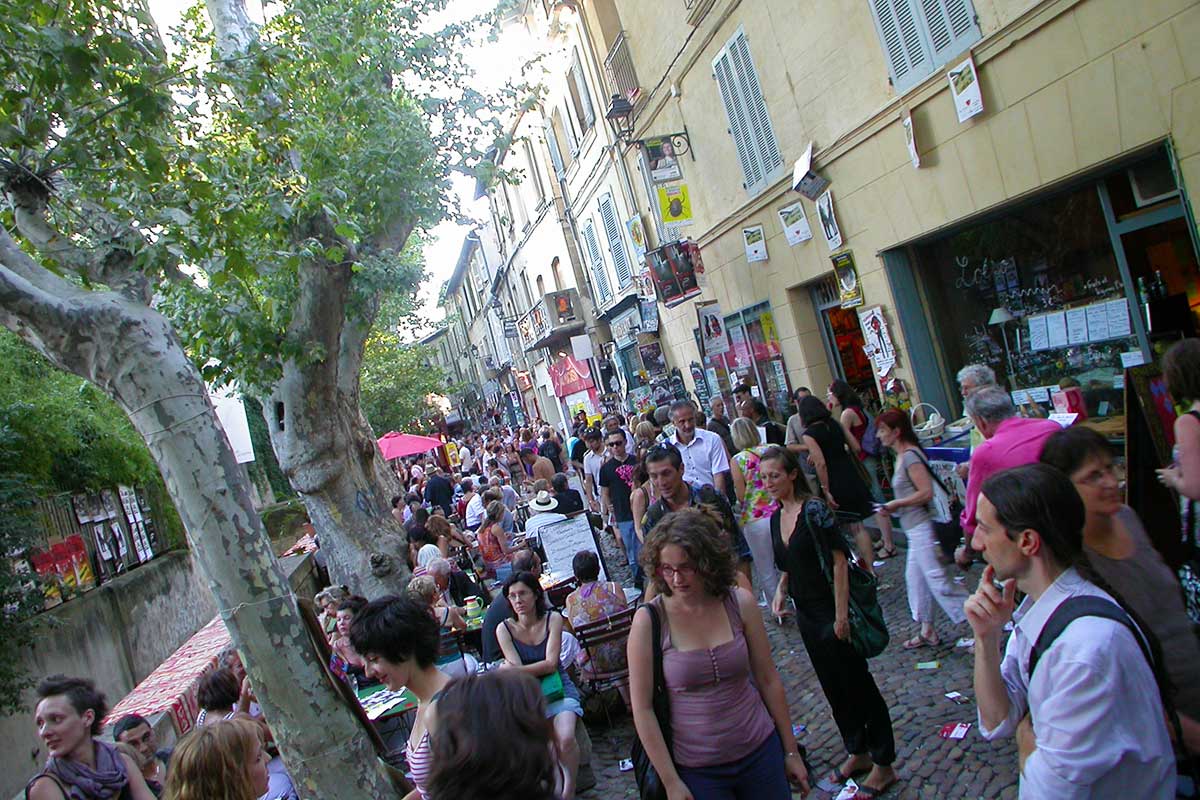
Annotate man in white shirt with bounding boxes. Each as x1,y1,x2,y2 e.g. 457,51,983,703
580,427,606,513
460,442,475,474
522,490,567,547
966,463,1173,799
464,484,486,530
666,400,729,494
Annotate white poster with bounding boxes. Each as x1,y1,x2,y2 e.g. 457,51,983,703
858,306,896,377
743,225,768,263
777,202,813,246
948,56,984,123
570,334,594,362
1045,311,1068,348
1065,307,1088,345
210,385,256,463
699,304,730,356
816,189,842,251
626,215,648,265
1106,299,1132,338
1027,315,1049,351
902,112,920,168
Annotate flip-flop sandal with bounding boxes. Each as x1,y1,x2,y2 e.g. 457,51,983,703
818,766,870,793
902,634,939,649
851,777,899,799
876,546,898,559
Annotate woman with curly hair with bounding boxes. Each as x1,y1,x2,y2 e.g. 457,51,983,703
628,508,808,800
763,445,896,799
160,719,269,800
425,670,559,800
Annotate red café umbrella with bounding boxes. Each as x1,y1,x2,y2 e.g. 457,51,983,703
377,431,444,460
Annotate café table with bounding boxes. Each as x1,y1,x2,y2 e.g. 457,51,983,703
356,683,419,751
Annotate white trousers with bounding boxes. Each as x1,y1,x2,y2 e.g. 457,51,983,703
905,520,968,626
743,516,780,601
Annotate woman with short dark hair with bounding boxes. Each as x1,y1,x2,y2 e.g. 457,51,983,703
495,571,582,799
27,675,156,800
563,550,628,690
351,594,450,800
629,508,808,799
425,671,559,800
329,596,374,687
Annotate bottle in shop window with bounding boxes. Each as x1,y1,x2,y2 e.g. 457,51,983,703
1137,276,1150,304
1154,270,1169,299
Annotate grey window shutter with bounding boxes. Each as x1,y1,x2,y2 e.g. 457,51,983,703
870,0,934,94
582,220,612,304
544,121,564,176
713,41,765,195
571,49,596,130
729,31,783,181
598,193,632,289
919,0,980,65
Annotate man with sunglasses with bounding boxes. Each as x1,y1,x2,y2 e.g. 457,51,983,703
599,432,641,582
642,443,754,592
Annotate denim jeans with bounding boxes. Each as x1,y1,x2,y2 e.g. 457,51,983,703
616,519,643,584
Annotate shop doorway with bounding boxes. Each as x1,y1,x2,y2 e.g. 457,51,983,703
811,276,881,407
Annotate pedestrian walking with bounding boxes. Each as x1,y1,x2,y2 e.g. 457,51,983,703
762,446,897,799
874,409,968,648
827,381,896,558
628,508,809,800
1157,338,1200,624
729,417,781,605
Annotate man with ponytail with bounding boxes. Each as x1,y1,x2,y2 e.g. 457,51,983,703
965,463,1174,799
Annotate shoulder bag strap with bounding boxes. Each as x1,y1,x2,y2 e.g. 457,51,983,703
910,448,947,493
1027,596,1153,679
644,603,671,752
800,500,834,587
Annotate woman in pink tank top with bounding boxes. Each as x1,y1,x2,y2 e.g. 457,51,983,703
628,508,810,799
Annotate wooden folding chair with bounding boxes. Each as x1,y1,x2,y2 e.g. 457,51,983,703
572,605,637,725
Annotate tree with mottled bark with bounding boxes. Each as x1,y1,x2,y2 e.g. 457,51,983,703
0,0,518,795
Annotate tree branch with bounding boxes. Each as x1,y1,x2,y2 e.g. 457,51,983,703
204,0,259,60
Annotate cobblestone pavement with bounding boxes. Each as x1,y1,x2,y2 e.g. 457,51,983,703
576,529,1019,799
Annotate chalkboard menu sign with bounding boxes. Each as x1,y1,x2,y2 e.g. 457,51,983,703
536,515,609,582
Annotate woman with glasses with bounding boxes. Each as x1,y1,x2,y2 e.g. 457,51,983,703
763,445,897,799
1042,426,1200,751
627,508,809,800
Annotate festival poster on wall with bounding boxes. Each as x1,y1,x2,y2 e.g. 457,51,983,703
743,225,768,263
948,56,984,123
629,386,655,414
698,303,730,357
760,311,781,356
639,298,659,333
657,184,693,226
902,111,921,168
639,342,668,378
626,215,649,266
643,137,682,183
647,240,701,308
817,189,843,251
832,251,864,309
858,306,897,377
777,202,813,246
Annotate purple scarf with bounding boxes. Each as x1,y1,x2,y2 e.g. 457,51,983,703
44,739,129,800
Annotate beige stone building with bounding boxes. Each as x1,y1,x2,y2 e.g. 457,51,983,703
582,0,1200,430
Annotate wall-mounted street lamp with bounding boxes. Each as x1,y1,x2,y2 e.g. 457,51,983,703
604,94,694,159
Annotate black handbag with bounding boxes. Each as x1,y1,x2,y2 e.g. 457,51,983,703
630,603,671,800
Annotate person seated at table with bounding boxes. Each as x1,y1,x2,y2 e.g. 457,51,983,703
523,489,568,545
350,594,453,800
329,596,378,688
425,671,560,800
495,571,584,800
563,550,630,707
195,671,297,800
481,549,543,664
552,472,585,516
26,675,157,800
160,718,270,800
408,526,442,575
313,585,349,641
113,713,172,796
428,557,485,608
409,575,479,679
478,500,524,582
426,513,471,551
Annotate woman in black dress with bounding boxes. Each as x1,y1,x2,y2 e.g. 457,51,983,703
796,396,878,574
762,446,897,800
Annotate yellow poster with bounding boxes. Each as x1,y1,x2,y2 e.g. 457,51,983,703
657,184,693,225
445,441,460,468
760,310,780,355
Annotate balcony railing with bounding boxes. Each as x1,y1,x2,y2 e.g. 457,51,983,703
604,31,642,107
517,288,585,352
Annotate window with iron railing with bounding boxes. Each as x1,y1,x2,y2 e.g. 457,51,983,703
604,31,642,107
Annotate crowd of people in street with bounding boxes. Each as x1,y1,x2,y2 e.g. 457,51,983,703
23,338,1200,800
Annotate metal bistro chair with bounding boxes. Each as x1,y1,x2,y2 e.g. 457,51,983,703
572,605,637,725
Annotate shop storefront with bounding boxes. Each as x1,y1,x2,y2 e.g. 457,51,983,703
547,355,602,427
887,144,1199,445
694,300,793,422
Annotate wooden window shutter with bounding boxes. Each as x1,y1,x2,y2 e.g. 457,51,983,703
919,0,980,65
712,37,765,195
582,219,612,304
544,121,565,176
598,193,632,289
570,48,596,130
869,0,933,94
729,30,783,181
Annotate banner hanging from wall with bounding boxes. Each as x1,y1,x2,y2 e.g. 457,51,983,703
832,250,864,309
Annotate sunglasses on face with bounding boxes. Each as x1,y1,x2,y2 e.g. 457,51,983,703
606,440,625,448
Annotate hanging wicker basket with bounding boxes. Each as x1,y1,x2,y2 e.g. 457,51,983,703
910,402,946,444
